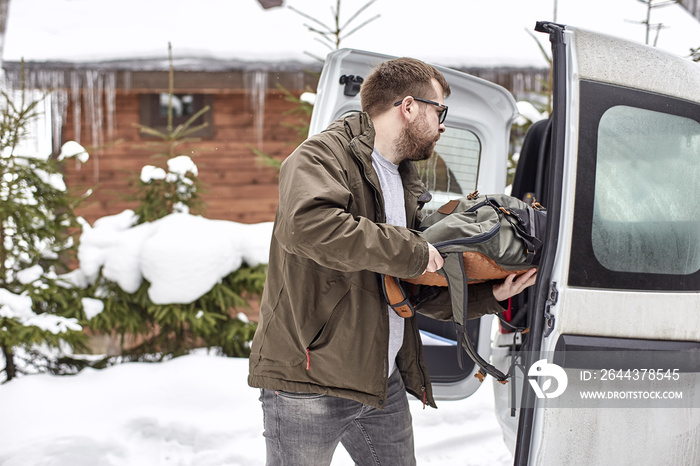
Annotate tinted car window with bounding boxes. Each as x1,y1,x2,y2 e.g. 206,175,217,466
592,105,700,275
569,80,700,290
418,128,481,213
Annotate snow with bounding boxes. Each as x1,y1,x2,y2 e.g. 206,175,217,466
15,264,43,285
34,166,67,191
4,0,700,69
0,352,513,465
23,313,82,335
514,101,547,126
76,209,273,305
0,157,509,463
0,289,34,319
138,215,272,304
167,155,198,177
140,164,167,183
81,297,105,320
57,141,89,163
0,288,82,334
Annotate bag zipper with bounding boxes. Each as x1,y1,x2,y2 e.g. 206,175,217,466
433,222,501,248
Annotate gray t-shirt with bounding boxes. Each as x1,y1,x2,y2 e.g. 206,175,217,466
371,148,406,377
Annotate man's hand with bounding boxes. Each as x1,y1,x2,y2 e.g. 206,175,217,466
424,243,444,274
492,268,537,302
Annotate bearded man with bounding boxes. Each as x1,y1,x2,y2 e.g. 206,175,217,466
248,57,535,466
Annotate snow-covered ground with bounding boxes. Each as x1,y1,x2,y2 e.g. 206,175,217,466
0,352,512,466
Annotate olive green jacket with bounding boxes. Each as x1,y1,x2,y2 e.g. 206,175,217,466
248,112,502,409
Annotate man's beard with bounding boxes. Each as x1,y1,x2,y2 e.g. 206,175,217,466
395,113,438,162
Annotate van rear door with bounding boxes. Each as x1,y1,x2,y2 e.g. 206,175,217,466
514,22,700,465
310,48,518,398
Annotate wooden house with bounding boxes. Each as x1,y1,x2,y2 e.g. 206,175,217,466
2,58,548,225
2,59,320,224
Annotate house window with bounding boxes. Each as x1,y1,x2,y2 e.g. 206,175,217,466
4,90,53,158
139,93,214,139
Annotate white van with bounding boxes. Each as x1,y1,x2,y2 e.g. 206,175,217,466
308,22,700,465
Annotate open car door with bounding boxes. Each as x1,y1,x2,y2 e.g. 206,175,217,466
509,22,700,465
309,49,518,399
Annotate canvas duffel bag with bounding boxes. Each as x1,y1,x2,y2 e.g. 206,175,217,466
381,192,546,382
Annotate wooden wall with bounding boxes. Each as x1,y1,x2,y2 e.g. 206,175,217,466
52,64,548,227
62,88,304,225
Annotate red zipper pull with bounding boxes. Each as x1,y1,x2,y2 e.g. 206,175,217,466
421,386,427,409
306,348,310,370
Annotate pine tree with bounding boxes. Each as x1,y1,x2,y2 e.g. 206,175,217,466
85,262,264,360
131,42,207,223
79,45,263,361
0,64,89,382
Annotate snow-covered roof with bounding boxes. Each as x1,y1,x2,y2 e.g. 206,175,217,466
4,0,700,69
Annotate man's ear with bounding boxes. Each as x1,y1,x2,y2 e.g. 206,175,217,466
396,96,415,122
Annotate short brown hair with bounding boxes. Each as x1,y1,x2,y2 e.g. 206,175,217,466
360,57,451,118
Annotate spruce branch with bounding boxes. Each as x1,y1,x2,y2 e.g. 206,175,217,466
289,0,380,57
288,6,334,32
340,14,380,41
340,0,377,30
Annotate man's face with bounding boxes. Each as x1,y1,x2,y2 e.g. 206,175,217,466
395,78,446,162
395,106,441,162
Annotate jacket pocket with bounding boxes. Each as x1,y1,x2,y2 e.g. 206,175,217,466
255,259,351,368
299,278,351,350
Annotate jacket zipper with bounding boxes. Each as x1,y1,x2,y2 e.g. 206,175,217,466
306,347,310,370
411,317,429,409
350,141,386,223
350,135,428,406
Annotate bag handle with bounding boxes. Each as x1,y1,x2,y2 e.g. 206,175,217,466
381,274,415,318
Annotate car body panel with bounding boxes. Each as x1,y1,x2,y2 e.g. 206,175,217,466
516,24,700,466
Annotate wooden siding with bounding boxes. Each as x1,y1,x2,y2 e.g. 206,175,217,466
41,65,548,227
63,89,304,225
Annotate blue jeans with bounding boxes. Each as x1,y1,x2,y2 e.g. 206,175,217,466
260,370,416,466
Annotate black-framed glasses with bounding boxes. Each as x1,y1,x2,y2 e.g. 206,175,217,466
393,97,448,124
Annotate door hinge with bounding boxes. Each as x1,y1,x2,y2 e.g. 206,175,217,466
543,281,558,337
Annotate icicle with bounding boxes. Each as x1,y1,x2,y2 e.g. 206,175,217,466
85,69,104,183
104,72,117,144
70,71,82,145
48,70,68,155
123,71,131,94
247,70,268,151
291,70,306,92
